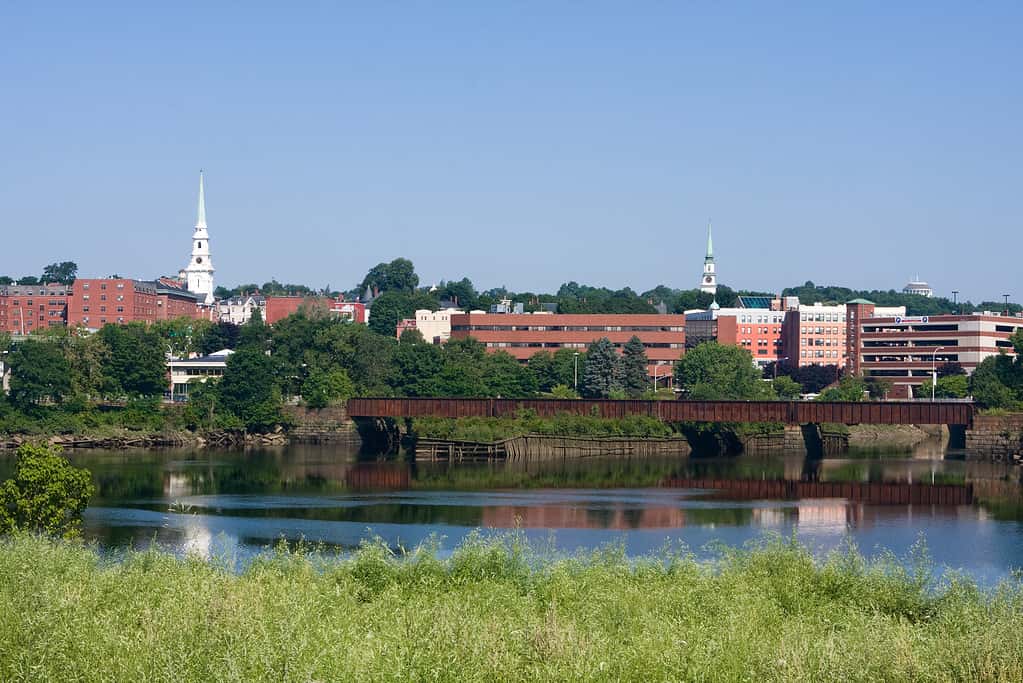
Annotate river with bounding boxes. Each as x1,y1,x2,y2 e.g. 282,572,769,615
5,444,1023,583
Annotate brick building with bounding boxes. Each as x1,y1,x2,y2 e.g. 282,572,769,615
846,300,1023,398
0,283,69,334
449,312,685,378
155,280,208,321
686,306,785,368
67,279,159,328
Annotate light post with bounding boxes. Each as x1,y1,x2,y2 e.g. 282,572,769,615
951,290,959,315
1003,294,1012,316
573,352,579,391
773,357,789,380
930,346,945,401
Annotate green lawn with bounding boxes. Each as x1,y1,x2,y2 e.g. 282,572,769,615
0,533,1020,682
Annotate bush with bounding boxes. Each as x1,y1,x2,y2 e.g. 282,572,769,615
0,443,94,539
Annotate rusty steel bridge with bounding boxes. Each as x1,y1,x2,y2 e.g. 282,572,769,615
346,398,974,427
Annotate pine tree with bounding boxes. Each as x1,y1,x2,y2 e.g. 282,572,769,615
620,336,649,398
580,337,621,398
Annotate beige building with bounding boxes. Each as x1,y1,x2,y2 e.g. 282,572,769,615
396,308,462,344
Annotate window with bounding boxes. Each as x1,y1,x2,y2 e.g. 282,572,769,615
116,283,124,289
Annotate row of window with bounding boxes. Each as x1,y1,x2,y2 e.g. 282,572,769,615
800,350,846,359
739,327,779,335
800,313,846,322
455,325,684,333
801,327,842,335
484,342,684,350
738,315,785,324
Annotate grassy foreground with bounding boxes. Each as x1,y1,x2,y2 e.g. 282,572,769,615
1,534,1022,682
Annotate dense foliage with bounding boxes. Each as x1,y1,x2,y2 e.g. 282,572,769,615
412,413,676,442
2,534,1021,681
0,443,93,539
782,280,1021,317
674,342,773,400
969,331,1023,409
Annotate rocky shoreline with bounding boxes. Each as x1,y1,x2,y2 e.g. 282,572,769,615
0,429,289,452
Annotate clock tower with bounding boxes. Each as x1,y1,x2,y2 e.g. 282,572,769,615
179,171,215,304
699,222,717,295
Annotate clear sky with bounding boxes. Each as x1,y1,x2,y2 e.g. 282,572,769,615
2,2,1020,302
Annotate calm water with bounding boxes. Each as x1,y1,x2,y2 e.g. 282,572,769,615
5,444,1023,583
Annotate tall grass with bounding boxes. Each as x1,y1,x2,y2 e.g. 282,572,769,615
1,533,1021,682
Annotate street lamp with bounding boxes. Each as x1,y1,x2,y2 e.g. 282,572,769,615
773,357,789,380
1003,294,1012,316
930,346,945,401
573,352,579,390
951,290,959,315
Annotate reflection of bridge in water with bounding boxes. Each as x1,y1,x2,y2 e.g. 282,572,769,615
661,478,974,506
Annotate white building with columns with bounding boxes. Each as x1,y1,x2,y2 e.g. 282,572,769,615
179,171,215,305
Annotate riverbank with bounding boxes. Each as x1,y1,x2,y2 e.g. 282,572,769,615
1,534,1020,682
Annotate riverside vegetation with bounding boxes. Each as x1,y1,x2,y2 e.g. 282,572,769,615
1,533,1022,682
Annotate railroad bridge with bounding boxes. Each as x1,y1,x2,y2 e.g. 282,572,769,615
346,398,974,428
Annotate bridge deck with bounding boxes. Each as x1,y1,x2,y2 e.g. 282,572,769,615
346,398,974,426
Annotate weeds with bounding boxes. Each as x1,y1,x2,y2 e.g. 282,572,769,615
0,533,1021,682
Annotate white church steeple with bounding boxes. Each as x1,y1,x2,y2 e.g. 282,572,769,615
699,221,717,295
180,171,215,304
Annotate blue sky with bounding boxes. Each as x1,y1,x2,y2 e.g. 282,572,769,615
2,2,1020,302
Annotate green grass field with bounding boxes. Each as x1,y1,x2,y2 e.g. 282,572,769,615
1,533,1021,682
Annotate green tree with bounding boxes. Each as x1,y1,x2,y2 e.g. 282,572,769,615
580,338,621,399
435,338,489,397
620,336,649,398
367,290,438,337
0,443,94,539
932,374,968,399
196,321,241,355
527,349,580,393
772,375,802,400
388,330,444,397
219,345,282,431
674,342,771,400
302,368,355,408
438,277,478,309
40,261,78,285
98,323,166,397
817,376,867,402
360,258,420,295
8,339,71,405
485,351,538,398
970,355,1019,409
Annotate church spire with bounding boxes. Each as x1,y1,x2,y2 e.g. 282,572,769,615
699,219,718,296
705,221,714,261
196,170,207,229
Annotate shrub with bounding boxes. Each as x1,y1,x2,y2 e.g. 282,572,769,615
0,443,94,538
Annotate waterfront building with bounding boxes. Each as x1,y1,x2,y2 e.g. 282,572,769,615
846,300,1023,398
396,308,462,344
902,278,934,298
167,348,233,400
686,306,785,368
178,171,215,305
699,223,717,295
780,302,905,369
0,283,69,334
449,312,685,378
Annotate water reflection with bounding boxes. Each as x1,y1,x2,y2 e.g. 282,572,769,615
2,444,1021,581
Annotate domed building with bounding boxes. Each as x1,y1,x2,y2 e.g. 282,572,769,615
902,278,933,298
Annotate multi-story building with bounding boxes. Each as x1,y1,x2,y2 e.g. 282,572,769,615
326,299,368,324
396,308,462,344
155,279,208,321
449,312,685,378
0,283,69,334
167,349,233,400
686,306,785,368
67,278,159,328
218,295,266,325
780,303,850,368
847,300,1023,398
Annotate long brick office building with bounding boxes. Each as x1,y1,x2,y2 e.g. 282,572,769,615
449,312,686,380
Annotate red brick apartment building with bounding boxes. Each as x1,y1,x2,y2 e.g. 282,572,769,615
449,312,686,378
685,306,785,368
0,283,69,334
847,300,1023,398
67,279,159,328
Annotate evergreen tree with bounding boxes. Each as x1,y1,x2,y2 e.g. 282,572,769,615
580,338,621,398
620,336,649,398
